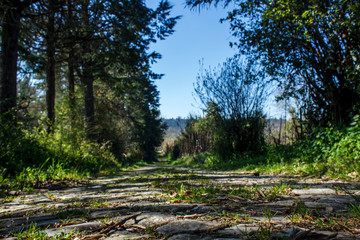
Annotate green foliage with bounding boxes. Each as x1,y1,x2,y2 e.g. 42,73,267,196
187,0,360,126
194,56,267,154
171,114,360,178
327,115,360,175
165,182,223,203
27,124,120,174
171,151,267,171
14,222,76,240
269,116,360,177
173,57,268,163
170,152,211,169
274,116,360,177
0,114,121,191
14,223,48,240
349,203,360,219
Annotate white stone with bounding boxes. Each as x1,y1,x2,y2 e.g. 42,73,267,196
45,222,103,237
157,220,222,235
217,223,260,236
291,188,336,195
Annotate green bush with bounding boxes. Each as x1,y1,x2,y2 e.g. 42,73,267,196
0,115,121,188
327,115,360,175
264,115,360,177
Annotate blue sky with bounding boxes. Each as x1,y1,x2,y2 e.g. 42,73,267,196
147,1,283,119
147,0,237,118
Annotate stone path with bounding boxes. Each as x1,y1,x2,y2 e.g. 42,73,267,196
1,161,360,239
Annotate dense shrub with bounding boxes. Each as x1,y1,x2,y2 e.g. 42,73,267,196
194,56,268,156
0,117,120,180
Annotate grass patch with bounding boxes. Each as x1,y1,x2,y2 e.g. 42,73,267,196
56,209,91,219
13,222,78,240
229,183,291,202
158,178,291,204
171,143,360,179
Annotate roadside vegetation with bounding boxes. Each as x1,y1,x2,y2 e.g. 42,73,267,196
167,102,360,179
164,0,360,180
167,113,360,178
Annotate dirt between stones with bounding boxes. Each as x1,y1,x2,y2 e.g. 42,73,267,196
1,162,360,239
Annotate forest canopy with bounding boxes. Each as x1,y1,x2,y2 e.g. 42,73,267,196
0,0,179,177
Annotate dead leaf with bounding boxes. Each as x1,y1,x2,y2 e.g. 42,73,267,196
258,189,266,198
228,194,246,201
177,213,207,219
132,224,146,229
169,190,177,197
183,190,193,196
207,216,220,221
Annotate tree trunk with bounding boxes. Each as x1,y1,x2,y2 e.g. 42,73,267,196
83,66,96,140
68,48,76,125
80,1,96,140
67,0,76,127
46,0,56,133
0,7,21,118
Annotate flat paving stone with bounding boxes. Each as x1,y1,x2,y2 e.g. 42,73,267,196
337,232,360,239
117,201,162,208
167,234,214,240
291,188,337,195
217,223,259,236
135,212,176,227
303,201,345,210
88,210,122,219
104,231,150,240
265,199,296,207
0,207,42,217
252,215,291,224
318,196,354,204
157,220,222,235
0,214,59,228
45,222,103,237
